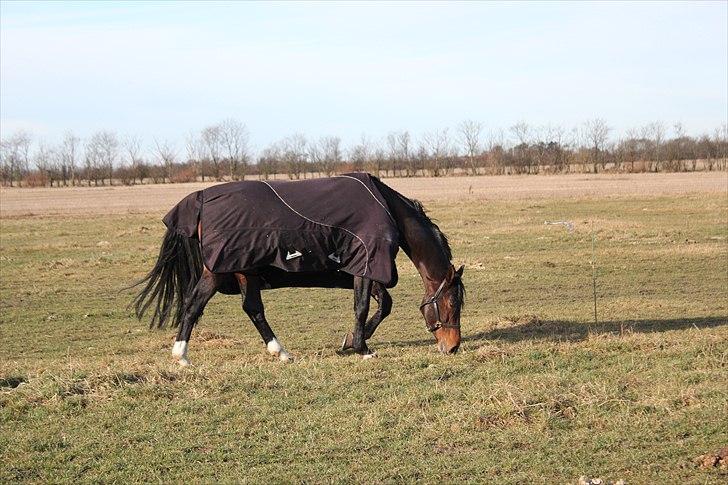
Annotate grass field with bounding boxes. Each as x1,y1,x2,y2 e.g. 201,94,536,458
1,174,727,483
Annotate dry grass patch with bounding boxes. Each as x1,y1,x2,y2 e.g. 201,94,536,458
1,187,726,483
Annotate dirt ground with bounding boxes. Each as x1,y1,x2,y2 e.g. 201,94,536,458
0,172,725,217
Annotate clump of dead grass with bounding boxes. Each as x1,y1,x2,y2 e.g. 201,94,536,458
694,446,728,470
474,344,512,362
1,366,208,409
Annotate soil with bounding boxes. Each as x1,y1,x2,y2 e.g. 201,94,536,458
1,172,725,217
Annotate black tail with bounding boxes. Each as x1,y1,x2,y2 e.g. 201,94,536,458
131,228,202,329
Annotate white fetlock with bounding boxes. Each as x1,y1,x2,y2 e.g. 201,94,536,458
172,341,190,366
266,338,282,356
362,352,378,360
267,338,293,363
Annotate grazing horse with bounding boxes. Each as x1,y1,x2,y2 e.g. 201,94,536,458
132,173,464,365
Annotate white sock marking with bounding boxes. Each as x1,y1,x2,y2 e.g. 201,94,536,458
267,338,292,362
172,340,190,366
266,338,282,355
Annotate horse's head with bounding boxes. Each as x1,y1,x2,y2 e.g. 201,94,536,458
420,265,465,354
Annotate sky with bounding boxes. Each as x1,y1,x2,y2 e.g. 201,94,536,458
1,1,726,153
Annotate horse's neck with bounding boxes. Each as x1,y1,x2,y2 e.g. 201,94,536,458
406,223,451,291
383,190,450,291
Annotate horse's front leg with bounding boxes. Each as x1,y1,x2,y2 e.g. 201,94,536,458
235,273,292,362
345,276,375,357
172,268,218,366
342,282,391,352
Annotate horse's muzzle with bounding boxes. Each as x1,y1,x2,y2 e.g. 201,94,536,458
438,342,460,354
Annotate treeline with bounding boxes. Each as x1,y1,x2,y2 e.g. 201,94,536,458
1,118,726,187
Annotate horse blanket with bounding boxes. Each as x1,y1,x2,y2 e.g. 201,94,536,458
163,173,400,288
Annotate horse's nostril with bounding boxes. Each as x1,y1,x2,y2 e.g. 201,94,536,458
449,344,460,354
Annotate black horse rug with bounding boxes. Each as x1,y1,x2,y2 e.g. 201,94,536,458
163,173,400,288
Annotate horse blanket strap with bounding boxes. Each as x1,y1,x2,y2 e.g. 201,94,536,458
420,276,460,332
163,173,400,288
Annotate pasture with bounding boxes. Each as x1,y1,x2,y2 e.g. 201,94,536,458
1,173,726,483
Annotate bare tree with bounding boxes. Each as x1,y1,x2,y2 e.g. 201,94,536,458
34,142,54,186
510,122,530,145
372,146,387,177
154,138,177,183
509,122,532,173
281,134,307,179
349,135,372,174
84,131,119,185
85,136,103,186
643,121,665,172
84,141,96,186
201,124,223,180
310,136,342,176
185,131,204,182
485,128,506,174
422,128,450,177
322,136,342,176
386,132,399,177
123,135,143,184
709,124,728,170
258,141,282,180
459,120,482,175
60,132,80,186
540,124,567,173
220,118,250,180
0,141,9,186
621,127,642,172
396,131,414,176
308,140,322,176
583,118,611,172
0,131,31,186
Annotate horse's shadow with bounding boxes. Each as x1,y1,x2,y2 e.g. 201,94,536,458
379,316,727,349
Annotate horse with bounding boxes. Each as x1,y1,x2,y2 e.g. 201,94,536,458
132,173,464,365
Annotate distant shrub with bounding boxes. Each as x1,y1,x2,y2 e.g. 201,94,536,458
23,172,48,187
115,166,136,185
170,166,197,184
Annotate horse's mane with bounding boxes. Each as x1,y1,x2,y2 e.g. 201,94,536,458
408,198,465,309
409,198,452,261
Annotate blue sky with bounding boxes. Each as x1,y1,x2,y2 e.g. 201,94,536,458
1,1,726,151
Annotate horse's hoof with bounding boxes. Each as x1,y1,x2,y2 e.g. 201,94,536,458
279,351,293,363
177,358,191,367
341,332,354,351
362,352,377,360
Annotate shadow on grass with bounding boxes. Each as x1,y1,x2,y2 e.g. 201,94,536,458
0,376,27,389
380,316,727,349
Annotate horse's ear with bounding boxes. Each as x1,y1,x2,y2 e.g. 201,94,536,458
455,265,464,278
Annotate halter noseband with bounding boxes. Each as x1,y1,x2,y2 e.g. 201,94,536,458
419,277,460,332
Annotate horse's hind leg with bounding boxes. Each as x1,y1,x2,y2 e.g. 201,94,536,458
172,268,218,366
342,281,390,352
364,283,392,340
235,273,292,363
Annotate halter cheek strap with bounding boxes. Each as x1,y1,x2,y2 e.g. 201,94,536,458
419,278,460,332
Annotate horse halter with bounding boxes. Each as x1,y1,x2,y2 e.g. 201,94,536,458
420,277,460,332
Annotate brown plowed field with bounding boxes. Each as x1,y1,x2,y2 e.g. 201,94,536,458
1,172,725,217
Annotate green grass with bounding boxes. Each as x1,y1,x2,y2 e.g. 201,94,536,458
1,193,727,483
